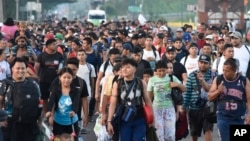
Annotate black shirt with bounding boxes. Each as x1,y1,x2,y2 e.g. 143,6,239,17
173,61,187,82
36,52,64,83
135,59,151,79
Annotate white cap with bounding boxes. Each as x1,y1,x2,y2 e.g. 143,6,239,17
176,28,183,32
159,26,168,31
205,35,213,40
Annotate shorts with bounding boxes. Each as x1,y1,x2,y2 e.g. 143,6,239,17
188,109,213,137
53,121,79,137
39,82,51,100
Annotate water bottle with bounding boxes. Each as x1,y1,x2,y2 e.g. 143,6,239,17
7,102,12,116
78,136,84,141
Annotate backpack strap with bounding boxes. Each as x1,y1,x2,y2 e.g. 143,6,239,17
152,46,157,59
86,63,92,82
103,60,110,76
216,57,221,72
183,56,188,67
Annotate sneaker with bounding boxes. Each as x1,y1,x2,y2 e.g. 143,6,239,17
89,116,94,122
80,128,88,134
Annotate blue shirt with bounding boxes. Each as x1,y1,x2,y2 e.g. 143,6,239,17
54,95,78,125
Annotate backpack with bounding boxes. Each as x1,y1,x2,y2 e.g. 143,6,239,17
86,62,93,82
3,78,41,123
117,77,143,105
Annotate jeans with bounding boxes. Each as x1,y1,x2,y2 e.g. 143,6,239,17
217,115,244,141
120,118,146,141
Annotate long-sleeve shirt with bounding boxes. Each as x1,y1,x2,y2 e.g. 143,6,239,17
182,69,214,110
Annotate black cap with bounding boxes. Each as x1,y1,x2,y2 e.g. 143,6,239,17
189,42,198,48
118,29,128,37
72,38,82,46
109,30,116,35
131,34,139,40
199,54,211,63
138,31,146,38
166,46,176,52
114,56,123,62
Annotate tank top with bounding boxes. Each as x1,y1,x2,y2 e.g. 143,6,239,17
217,75,246,120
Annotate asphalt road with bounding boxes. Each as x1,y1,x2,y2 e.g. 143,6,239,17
81,115,221,141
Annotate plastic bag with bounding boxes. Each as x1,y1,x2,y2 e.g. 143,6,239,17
94,115,111,141
94,115,102,136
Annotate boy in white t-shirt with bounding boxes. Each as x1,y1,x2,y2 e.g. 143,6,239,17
180,43,199,76
76,49,96,98
142,35,160,70
212,44,235,75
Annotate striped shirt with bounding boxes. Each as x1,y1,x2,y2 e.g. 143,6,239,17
182,69,215,110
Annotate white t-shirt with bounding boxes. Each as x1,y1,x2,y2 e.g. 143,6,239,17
142,49,160,61
76,63,96,97
0,60,11,80
99,61,114,85
234,45,250,76
212,56,226,75
180,56,199,76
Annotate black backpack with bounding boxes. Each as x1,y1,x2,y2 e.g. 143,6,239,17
3,78,41,123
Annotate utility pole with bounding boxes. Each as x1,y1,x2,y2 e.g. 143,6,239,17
0,0,3,22
15,0,19,20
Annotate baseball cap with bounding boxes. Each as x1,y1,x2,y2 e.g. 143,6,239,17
159,26,168,31
216,37,224,43
176,28,183,32
109,30,116,36
182,33,191,42
72,38,82,46
138,31,146,38
189,42,198,48
166,46,176,52
55,33,64,40
45,33,54,40
123,43,133,51
131,34,139,40
205,35,213,40
199,54,211,63
118,29,128,37
229,31,242,39
167,37,174,42
114,56,123,62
